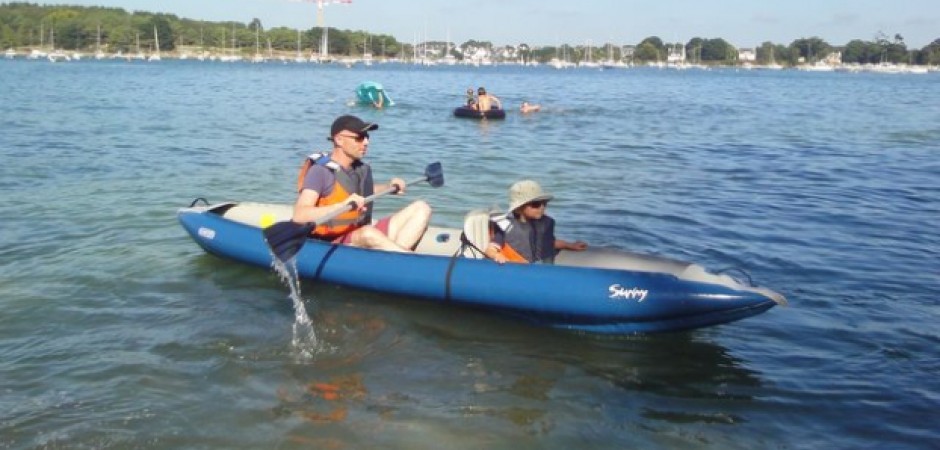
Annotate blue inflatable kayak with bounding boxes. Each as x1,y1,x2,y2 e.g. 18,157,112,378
356,81,394,107
178,201,786,334
178,202,786,334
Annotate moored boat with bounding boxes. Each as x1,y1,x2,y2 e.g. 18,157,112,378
454,105,506,120
177,200,786,334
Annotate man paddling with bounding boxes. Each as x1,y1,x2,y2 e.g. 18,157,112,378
291,115,431,252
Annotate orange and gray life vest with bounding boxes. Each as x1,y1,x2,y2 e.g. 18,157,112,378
296,153,374,239
492,213,556,264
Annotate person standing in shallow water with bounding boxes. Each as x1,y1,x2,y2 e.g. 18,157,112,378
475,86,501,111
484,180,587,264
291,115,431,252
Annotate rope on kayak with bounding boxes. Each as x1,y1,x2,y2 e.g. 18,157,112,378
444,232,492,301
188,197,209,207
457,232,487,259
716,267,755,287
444,254,457,302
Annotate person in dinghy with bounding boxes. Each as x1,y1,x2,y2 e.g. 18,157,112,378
291,115,432,252
465,87,477,108
474,86,501,111
484,180,587,264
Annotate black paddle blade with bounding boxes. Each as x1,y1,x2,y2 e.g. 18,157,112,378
425,162,444,188
263,221,315,262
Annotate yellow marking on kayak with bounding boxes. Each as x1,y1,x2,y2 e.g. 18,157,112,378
260,213,276,229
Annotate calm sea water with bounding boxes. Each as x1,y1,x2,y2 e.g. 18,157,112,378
1,59,938,449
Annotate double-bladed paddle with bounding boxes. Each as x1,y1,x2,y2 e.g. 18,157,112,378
263,162,444,263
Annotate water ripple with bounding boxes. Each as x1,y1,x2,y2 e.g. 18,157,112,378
1,59,939,449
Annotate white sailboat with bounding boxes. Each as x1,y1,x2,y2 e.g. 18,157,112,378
294,29,306,63
550,44,575,69
196,28,207,61
601,42,625,69
148,25,161,61
132,32,146,60
28,23,48,59
47,25,71,62
443,29,456,65
251,24,265,63
361,36,372,66
94,24,106,60
318,27,331,63
216,28,227,61
579,40,599,68
218,26,242,62
766,46,782,70
228,24,242,62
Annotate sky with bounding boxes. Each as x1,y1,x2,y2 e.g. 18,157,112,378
33,0,940,48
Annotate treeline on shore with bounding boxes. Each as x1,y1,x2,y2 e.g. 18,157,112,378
2,2,939,65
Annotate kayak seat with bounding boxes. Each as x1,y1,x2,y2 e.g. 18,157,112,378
222,202,294,228
414,226,462,256
459,208,500,259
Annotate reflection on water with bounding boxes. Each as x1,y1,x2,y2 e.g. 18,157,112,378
265,289,766,446
582,336,763,400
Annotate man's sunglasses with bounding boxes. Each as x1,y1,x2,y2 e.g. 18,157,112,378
341,132,369,142
526,200,548,208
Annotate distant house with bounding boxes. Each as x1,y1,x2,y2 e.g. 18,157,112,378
622,45,636,58
824,51,842,65
496,46,515,60
800,51,843,66
667,44,686,63
738,48,756,62
468,47,492,64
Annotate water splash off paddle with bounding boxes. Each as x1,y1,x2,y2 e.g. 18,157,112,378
272,258,320,360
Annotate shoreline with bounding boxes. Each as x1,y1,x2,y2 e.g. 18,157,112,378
3,47,939,74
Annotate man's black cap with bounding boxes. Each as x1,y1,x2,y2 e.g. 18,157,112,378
329,115,378,140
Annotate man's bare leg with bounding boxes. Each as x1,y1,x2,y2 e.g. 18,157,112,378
386,200,431,250
348,225,409,252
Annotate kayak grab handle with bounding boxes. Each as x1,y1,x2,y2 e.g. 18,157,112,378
188,197,210,207
716,267,755,287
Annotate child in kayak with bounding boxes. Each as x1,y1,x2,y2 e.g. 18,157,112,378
484,180,587,264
